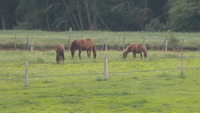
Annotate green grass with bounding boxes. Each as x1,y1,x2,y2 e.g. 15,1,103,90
0,30,200,50
0,50,200,112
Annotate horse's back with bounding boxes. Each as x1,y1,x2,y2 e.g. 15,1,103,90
138,44,146,49
71,38,94,50
56,44,65,53
130,43,147,52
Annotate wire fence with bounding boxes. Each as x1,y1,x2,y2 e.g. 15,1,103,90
0,55,200,90
0,35,200,51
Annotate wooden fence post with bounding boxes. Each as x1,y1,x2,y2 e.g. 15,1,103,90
105,39,108,51
68,27,72,50
101,39,107,51
104,57,109,80
180,39,184,51
122,37,126,50
143,38,146,44
14,32,16,49
25,61,29,87
101,39,105,50
165,38,168,52
163,37,168,52
26,37,29,50
157,38,159,50
180,53,185,79
117,37,121,50
30,37,34,51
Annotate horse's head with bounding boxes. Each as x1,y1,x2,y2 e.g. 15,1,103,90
122,50,127,59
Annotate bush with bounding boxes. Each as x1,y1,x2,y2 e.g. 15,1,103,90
145,18,166,32
167,31,180,50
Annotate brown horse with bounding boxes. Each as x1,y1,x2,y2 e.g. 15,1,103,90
56,44,65,64
70,38,96,59
122,43,147,59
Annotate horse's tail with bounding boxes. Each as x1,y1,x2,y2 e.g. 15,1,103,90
92,46,97,58
143,45,147,58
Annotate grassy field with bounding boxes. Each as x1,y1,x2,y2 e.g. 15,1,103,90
0,30,200,50
0,49,200,113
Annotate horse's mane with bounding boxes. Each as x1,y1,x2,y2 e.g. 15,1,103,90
124,44,132,53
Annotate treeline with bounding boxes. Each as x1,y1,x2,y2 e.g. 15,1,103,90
0,0,200,32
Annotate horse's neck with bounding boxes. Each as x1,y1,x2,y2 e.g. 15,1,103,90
125,49,131,54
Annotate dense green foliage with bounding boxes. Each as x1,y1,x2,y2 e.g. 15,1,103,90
0,0,200,31
168,0,200,31
0,50,200,112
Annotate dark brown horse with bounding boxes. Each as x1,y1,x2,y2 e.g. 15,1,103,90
122,43,147,59
56,44,65,64
70,38,96,59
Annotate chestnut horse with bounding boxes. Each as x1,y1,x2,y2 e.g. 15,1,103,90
56,44,65,64
122,43,147,59
70,38,96,59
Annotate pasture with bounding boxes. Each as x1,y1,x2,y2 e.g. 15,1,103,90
0,30,200,50
0,49,200,113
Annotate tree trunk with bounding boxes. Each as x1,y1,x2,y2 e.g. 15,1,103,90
63,0,81,30
92,0,97,30
76,0,84,30
1,14,6,30
83,0,92,30
145,0,147,8
46,0,50,30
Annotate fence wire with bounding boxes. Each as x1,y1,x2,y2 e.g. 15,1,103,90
1,37,200,51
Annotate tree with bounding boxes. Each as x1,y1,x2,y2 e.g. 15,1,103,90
16,0,49,29
0,0,19,30
168,0,200,31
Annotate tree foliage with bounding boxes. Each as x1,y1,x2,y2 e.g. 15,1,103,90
0,0,199,32
168,0,200,32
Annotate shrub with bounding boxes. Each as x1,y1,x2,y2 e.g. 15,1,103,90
145,18,166,32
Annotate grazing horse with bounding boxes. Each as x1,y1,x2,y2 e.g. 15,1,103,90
70,38,97,59
122,43,147,59
56,44,65,64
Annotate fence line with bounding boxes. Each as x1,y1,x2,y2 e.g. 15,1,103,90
0,54,200,88
20,55,198,65
1,36,200,51
1,67,200,81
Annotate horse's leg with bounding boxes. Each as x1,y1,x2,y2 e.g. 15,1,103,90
140,53,143,59
71,50,75,58
61,53,64,64
132,52,136,58
56,55,59,64
87,49,91,58
79,49,82,59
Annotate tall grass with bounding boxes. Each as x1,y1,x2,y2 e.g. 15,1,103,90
0,30,200,50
